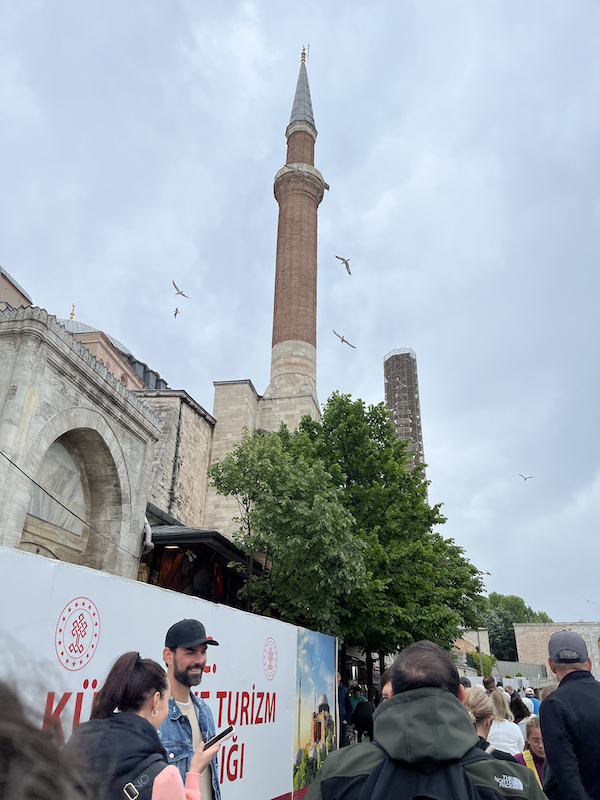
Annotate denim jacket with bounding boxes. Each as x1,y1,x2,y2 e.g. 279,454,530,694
158,694,221,800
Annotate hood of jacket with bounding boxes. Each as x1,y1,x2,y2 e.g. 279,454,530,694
372,687,479,765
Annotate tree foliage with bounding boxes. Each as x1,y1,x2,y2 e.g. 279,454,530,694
467,651,496,677
480,593,553,661
207,426,366,635
296,393,484,653
208,391,485,652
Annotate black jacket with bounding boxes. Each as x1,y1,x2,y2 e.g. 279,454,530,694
306,687,546,800
63,712,167,800
540,669,600,800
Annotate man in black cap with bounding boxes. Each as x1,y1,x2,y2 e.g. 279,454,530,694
158,619,221,800
541,629,600,800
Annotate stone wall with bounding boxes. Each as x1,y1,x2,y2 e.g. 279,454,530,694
0,306,160,579
203,380,259,538
514,622,600,680
138,391,215,527
455,629,491,656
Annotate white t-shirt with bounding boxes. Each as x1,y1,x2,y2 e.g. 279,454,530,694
487,718,525,755
175,697,213,800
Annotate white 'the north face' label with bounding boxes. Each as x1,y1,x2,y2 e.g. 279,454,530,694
494,775,524,790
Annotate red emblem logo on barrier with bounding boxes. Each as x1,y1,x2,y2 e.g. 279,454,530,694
263,637,278,681
55,598,101,671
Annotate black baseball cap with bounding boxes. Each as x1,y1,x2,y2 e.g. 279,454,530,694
548,630,588,664
165,619,219,649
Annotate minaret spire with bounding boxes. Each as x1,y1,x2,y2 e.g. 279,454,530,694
260,52,327,430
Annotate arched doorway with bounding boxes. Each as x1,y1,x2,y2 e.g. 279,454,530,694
20,428,123,571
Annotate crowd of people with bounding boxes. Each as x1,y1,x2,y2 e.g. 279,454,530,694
326,629,600,799
2,625,599,799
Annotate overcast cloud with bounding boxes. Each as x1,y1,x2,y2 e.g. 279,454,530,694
2,1,599,625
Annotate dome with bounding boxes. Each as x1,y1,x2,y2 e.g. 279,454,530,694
57,319,132,356
317,692,329,712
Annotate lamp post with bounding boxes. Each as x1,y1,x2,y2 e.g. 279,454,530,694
473,600,487,678
476,622,484,678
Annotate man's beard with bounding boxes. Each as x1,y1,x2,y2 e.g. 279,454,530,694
173,657,203,688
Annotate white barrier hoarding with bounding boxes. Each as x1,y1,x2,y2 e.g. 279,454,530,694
0,547,336,800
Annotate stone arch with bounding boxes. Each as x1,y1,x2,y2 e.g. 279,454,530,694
19,408,133,574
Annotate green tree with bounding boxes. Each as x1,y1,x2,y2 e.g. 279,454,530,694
296,393,484,655
481,593,553,661
207,427,366,635
208,391,485,657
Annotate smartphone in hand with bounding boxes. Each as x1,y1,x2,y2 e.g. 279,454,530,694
203,725,235,750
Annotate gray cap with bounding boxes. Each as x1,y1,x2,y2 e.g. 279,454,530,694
548,630,588,664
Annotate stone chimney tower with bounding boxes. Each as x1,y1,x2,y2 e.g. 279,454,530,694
260,49,326,431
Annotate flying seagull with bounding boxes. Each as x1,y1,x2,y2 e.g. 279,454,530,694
582,596,596,604
173,280,191,298
174,308,180,318
518,474,534,481
335,255,351,275
333,330,356,348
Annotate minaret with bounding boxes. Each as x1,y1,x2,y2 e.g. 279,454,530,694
260,49,326,431
206,53,326,535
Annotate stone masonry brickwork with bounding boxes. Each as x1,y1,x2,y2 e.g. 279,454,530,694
139,391,215,528
272,168,323,348
0,306,160,579
458,629,492,656
203,381,260,539
286,129,315,166
514,622,600,680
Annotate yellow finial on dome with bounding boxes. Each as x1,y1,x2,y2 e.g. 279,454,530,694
70,303,75,320
301,46,306,64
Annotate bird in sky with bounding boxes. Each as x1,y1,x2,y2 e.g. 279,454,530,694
174,308,180,318
582,596,596,604
333,330,356,348
518,474,534,481
173,280,190,298
335,255,351,275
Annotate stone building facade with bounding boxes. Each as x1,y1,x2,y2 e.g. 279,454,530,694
138,390,215,527
514,622,600,680
0,305,160,579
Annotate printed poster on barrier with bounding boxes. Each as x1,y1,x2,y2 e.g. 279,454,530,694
292,627,337,797
0,546,336,800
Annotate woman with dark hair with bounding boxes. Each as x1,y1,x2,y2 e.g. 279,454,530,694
510,693,531,736
63,652,227,800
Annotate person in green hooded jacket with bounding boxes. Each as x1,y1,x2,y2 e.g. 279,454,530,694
306,641,546,800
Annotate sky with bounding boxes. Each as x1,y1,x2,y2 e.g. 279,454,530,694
2,1,599,625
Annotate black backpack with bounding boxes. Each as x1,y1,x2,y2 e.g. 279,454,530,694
356,745,490,800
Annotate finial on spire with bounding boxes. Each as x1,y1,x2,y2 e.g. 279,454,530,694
301,46,306,64
70,303,75,320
